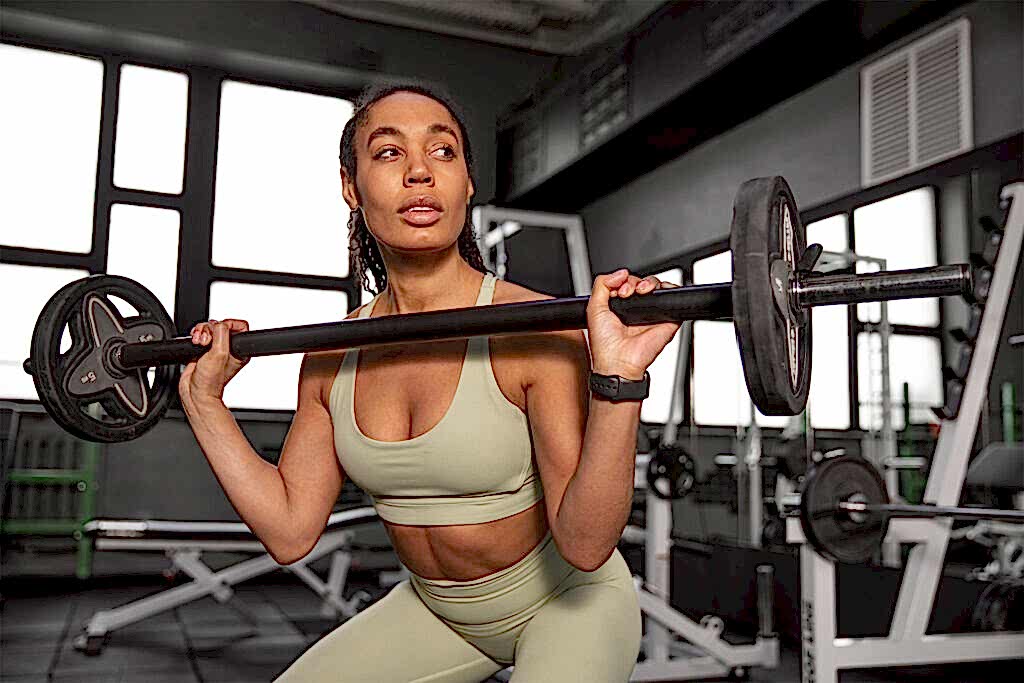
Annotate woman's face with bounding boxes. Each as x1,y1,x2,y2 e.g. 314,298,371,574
341,91,474,258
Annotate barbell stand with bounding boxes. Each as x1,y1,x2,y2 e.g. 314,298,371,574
788,181,1024,683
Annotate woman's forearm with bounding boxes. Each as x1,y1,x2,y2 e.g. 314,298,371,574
555,396,641,571
183,396,301,561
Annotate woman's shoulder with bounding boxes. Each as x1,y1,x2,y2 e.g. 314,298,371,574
491,277,555,306
490,278,588,367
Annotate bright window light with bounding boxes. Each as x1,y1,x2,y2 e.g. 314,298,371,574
107,204,181,317
113,65,188,194
854,188,938,326
208,282,348,410
691,252,787,428
0,44,102,252
857,332,942,430
807,305,850,430
0,264,90,399
692,250,731,284
806,214,849,254
641,268,684,424
212,81,353,278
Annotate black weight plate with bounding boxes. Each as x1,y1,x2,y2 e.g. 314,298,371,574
646,443,697,500
800,456,889,564
731,176,811,415
29,275,178,443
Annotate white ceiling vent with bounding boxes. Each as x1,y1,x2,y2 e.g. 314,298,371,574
861,18,972,187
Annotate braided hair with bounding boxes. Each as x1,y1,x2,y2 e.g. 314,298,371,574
339,82,489,295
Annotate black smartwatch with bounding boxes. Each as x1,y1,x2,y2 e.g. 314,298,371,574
589,371,650,402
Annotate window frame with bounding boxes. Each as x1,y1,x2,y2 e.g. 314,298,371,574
0,37,364,413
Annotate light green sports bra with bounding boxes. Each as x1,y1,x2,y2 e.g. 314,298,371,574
328,273,544,526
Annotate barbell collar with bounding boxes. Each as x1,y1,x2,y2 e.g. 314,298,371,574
116,284,736,370
838,501,1024,523
793,264,971,308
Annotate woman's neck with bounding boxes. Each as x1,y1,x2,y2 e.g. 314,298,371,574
377,254,485,315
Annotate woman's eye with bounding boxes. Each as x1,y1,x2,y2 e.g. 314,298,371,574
374,147,400,160
432,145,456,160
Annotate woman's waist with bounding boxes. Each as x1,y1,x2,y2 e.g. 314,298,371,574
386,501,548,582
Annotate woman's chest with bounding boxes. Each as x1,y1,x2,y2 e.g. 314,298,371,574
353,338,528,442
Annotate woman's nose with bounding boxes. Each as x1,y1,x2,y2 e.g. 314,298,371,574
404,152,433,186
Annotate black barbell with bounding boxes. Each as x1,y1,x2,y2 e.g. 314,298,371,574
23,176,973,443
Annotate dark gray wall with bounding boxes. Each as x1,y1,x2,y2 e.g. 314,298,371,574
581,0,1023,273
0,0,557,203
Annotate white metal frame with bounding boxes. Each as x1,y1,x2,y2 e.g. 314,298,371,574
787,182,1024,683
472,205,593,296
74,507,380,652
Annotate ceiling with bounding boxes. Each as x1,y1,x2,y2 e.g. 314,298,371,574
300,0,667,55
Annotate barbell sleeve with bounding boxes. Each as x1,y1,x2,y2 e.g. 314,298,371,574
793,264,972,308
838,501,1024,523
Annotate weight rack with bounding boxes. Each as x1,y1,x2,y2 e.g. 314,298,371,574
786,181,1024,683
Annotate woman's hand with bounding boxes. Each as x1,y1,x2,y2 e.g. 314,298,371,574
178,319,250,407
586,269,682,380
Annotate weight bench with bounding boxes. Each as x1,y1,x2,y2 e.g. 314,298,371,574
74,506,379,655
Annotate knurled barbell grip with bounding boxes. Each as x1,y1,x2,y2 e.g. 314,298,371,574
838,501,1024,522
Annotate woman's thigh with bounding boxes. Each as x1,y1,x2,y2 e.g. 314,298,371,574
275,580,503,683
510,578,641,683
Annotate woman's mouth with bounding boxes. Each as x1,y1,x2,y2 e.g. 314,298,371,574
400,206,443,226
398,196,444,226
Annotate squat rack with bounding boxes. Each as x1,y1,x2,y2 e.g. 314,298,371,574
786,182,1024,683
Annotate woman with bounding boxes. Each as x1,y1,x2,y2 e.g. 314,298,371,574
180,83,680,682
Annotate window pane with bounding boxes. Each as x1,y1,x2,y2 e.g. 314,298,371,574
208,282,348,410
0,265,90,399
854,188,938,326
641,268,683,424
808,305,850,429
0,44,102,252
691,253,786,427
213,81,353,277
857,332,942,430
806,214,849,255
692,250,731,284
693,321,752,425
113,65,188,194
107,204,180,317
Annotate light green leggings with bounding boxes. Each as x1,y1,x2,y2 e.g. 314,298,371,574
275,532,641,682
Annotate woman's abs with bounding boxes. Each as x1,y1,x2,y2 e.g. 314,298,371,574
384,501,549,580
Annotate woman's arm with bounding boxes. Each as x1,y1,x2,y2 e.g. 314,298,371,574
525,329,639,572
182,350,345,565
528,270,678,571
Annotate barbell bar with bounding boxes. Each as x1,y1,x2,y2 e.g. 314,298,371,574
23,176,974,443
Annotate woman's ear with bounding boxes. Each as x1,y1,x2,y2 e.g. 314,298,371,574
340,168,360,211
466,179,475,205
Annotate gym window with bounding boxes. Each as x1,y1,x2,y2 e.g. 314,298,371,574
691,252,789,429
0,43,103,253
851,187,943,430
107,204,181,317
113,64,189,194
0,264,90,399
211,80,354,278
640,267,683,425
208,282,349,410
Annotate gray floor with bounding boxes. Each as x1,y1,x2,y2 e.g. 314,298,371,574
1,573,1021,682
